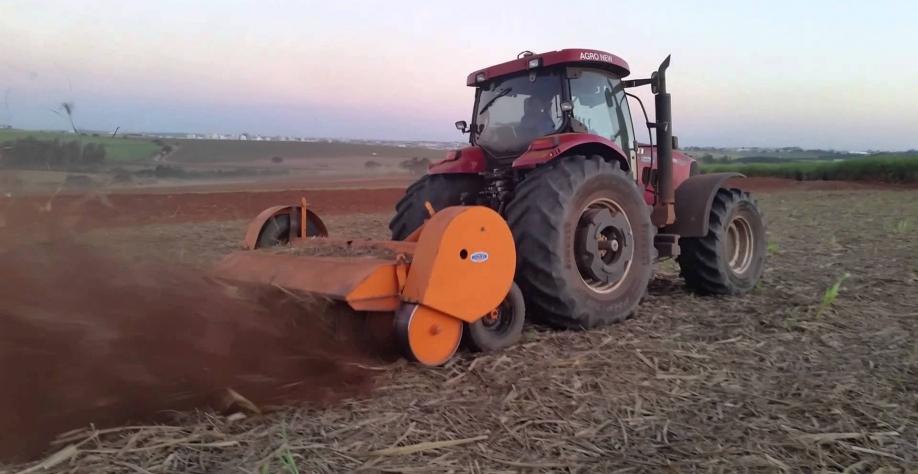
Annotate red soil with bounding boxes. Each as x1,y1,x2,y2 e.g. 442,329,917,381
0,188,405,235
1,177,905,238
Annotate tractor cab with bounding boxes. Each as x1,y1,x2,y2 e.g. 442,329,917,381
459,50,636,167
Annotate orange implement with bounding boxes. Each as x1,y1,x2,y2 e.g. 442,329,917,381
402,206,515,322
215,205,516,366
215,253,403,312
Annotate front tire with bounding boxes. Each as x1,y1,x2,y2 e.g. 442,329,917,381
505,155,654,329
677,188,766,294
389,174,484,240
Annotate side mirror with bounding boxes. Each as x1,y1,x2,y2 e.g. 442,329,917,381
672,136,679,150
455,120,469,133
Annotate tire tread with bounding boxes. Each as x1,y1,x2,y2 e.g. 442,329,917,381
677,188,766,295
505,155,653,329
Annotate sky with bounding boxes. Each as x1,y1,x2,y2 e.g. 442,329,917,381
1,0,916,150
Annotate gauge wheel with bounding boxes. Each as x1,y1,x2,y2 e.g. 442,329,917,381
463,282,525,352
255,210,327,248
394,304,463,367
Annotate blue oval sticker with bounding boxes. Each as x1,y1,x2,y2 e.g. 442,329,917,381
470,251,489,263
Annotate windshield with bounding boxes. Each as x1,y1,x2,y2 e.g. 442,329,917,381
473,71,563,155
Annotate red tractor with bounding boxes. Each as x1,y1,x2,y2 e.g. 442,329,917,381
389,49,766,342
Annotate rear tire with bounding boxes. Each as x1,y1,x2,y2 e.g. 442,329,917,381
677,188,766,294
389,174,484,240
505,155,654,329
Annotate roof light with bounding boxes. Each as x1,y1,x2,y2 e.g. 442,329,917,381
475,73,486,83
527,58,541,69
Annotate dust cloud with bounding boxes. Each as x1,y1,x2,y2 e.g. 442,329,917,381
0,240,386,462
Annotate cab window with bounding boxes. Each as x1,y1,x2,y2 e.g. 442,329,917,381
567,68,633,153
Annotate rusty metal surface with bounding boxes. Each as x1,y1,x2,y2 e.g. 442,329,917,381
664,172,744,238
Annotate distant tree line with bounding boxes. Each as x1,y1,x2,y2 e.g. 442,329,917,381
0,137,106,168
698,154,731,164
701,154,918,183
695,152,910,165
399,157,431,175
131,164,289,180
733,154,859,164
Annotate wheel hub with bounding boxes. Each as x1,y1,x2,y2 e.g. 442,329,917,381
575,206,633,291
480,300,512,331
482,308,501,327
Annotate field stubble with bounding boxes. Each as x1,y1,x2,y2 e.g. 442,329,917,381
3,189,917,473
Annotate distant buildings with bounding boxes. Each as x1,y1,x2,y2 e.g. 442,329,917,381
15,127,462,149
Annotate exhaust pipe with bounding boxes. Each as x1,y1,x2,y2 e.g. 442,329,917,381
652,55,675,225
621,55,676,226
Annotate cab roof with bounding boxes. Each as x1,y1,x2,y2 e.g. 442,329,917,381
466,48,630,87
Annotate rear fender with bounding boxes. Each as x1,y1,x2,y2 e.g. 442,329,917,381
664,172,744,238
428,146,487,174
243,204,328,250
512,133,629,171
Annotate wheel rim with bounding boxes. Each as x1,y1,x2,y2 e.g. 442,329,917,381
480,294,515,334
574,198,634,294
725,215,754,274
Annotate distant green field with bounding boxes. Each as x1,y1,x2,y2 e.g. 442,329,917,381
701,154,918,183
684,148,841,161
167,139,440,163
0,129,160,162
